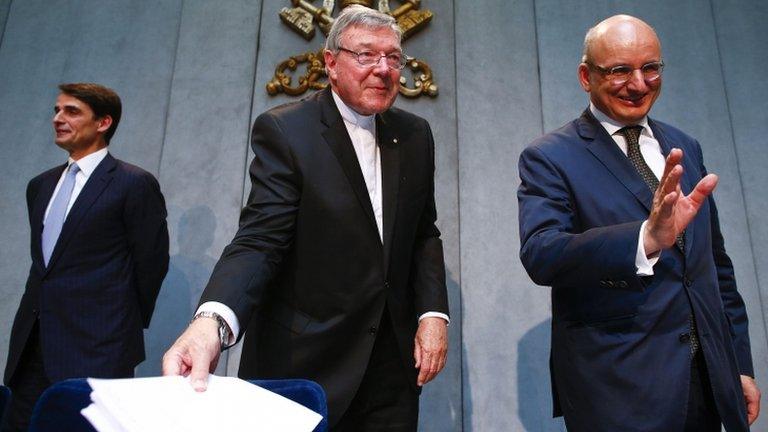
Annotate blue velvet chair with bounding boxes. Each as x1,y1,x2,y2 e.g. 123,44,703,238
29,378,327,431
0,385,11,426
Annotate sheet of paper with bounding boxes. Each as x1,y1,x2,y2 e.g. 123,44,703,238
81,375,322,432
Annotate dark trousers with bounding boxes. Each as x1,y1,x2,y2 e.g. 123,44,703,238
2,324,51,432
684,351,721,432
333,312,419,432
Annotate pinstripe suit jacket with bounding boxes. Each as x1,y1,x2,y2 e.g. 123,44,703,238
4,153,169,383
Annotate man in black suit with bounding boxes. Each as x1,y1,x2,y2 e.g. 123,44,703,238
163,5,449,431
2,83,169,431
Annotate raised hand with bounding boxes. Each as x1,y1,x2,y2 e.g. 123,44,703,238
643,148,718,255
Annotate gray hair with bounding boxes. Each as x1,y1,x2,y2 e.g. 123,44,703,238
325,5,402,52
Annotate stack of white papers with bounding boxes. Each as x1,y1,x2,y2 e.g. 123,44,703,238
81,375,323,432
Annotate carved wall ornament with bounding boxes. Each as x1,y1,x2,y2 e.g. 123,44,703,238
268,0,438,98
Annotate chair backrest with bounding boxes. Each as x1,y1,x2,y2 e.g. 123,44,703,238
0,385,11,426
29,379,94,432
29,378,328,432
251,379,328,432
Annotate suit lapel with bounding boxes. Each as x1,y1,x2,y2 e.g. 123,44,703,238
44,154,116,274
31,166,66,271
378,112,400,274
580,109,654,212
318,89,380,239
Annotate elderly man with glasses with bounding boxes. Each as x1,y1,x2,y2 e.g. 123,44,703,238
162,5,449,431
517,14,760,432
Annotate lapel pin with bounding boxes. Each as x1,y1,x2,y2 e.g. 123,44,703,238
392,138,398,144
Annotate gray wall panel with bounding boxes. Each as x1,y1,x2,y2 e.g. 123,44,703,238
456,0,561,430
137,0,262,377
0,0,10,47
712,3,768,431
224,0,309,378
395,2,462,430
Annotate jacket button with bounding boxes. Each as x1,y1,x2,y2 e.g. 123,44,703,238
384,281,390,289
679,333,691,343
617,280,628,289
368,326,377,335
684,278,693,287
605,280,615,288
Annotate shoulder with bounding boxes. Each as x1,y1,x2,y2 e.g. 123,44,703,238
257,91,325,128
522,118,583,160
649,118,698,143
111,158,162,191
29,165,63,185
384,105,429,130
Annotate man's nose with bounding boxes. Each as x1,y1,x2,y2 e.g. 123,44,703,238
372,56,391,76
625,69,648,91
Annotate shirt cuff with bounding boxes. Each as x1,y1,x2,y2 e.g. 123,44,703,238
196,302,240,347
636,221,660,276
419,312,450,325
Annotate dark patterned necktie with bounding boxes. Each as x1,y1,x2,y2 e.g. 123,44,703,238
619,126,685,252
619,126,698,356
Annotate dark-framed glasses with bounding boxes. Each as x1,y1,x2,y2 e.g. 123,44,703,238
337,46,407,70
586,60,664,84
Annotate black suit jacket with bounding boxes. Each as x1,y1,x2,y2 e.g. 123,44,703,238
200,88,449,426
4,153,169,383
518,110,751,431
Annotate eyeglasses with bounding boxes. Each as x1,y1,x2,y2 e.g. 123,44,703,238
336,46,407,70
585,60,664,85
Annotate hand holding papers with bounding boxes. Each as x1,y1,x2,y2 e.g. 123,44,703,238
81,375,322,432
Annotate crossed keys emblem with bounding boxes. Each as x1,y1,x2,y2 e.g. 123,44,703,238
266,0,438,98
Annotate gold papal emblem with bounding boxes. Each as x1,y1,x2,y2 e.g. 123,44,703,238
267,0,438,98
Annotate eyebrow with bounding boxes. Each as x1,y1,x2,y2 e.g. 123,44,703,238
54,104,83,112
353,41,401,51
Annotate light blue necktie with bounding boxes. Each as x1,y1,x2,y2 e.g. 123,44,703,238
42,163,80,266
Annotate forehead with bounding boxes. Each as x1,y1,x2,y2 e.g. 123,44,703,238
55,93,90,110
591,24,660,65
340,25,401,51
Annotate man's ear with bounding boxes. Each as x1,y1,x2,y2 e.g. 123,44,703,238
96,115,113,134
324,50,338,81
578,63,592,93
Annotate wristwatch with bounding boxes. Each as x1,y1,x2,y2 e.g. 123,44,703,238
192,311,231,348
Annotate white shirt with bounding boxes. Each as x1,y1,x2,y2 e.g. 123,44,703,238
589,104,662,275
199,91,449,345
332,91,384,241
44,147,109,222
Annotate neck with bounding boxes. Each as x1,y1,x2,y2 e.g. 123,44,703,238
68,141,107,161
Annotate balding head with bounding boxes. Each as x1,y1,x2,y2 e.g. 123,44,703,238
582,15,661,64
578,15,663,124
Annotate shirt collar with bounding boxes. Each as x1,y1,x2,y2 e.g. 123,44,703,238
68,147,109,178
589,103,654,139
331,90,375,129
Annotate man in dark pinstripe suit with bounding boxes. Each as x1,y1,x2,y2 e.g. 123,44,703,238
2,83,169,431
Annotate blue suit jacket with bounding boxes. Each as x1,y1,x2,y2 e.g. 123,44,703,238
4,153,169,383
518,110,752,432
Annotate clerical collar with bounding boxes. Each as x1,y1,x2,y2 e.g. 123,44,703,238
331,90,375,129
589,103,653,138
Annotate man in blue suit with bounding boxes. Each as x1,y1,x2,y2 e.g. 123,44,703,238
2,83,169,431
518,15,760,431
